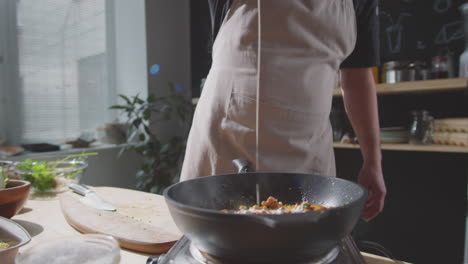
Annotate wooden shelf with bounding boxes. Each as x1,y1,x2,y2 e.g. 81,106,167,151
333,142,468,153
333,78,467,96
193,79,467,102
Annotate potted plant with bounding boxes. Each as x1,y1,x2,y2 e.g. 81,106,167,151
0,164,30,218
110,83,194,194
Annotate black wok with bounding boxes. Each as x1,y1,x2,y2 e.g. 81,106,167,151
164,160,367,263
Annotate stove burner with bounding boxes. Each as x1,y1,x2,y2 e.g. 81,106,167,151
149,235,366,264
189,244,340,264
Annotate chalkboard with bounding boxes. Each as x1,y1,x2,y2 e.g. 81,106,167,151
379,0,466,66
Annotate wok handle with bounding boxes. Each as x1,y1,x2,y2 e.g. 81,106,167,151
232,159,253,173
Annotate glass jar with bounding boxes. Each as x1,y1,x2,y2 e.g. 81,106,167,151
330,107,344,142
381,61,401,84
431,56,449,79
459,3,468,77
409,110,434,145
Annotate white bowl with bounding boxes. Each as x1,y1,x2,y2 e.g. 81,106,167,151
16,234,121,264
0,216,31,264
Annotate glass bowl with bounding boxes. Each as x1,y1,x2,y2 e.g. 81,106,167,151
14,160,88,194
16,234,120,264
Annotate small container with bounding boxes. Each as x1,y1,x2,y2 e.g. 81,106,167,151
0,180,31,218
431,56,450,79
400,62,416,82
371,66,379,83
96,123,127,144
460,51,468,78
330,108,345,142
411,61,430,81
16,234,120,264
459,3,468,77
382,61,401,83
410,110,434,145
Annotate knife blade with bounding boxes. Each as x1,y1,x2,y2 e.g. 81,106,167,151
69,183,117,211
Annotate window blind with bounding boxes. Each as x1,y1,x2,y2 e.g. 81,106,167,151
17,0,108,144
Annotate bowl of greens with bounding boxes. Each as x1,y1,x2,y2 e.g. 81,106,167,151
14,153,96,194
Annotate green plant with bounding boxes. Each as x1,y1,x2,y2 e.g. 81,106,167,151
0,169,6,189
110,83,194,194
15,152,97,192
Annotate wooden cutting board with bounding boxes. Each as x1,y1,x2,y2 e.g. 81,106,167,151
59,186,182,254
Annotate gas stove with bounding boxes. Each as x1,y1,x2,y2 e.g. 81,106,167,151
148,235,367,264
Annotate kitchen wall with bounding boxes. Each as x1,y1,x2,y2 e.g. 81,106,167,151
0,0,21,145
145,0,192,141
112,0,148,105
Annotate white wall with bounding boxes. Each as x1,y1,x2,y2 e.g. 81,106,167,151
0,0,21,145
0,0,7,141
112,0,148,108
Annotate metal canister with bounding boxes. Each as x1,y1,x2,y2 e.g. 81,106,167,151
413,61,430,80
381,61,401,84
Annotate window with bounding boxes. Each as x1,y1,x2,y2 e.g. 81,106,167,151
0,0,148,145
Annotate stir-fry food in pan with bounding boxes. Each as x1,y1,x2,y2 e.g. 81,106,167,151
223,196,327,215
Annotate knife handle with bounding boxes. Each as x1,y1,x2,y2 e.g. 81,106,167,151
69,183,92,196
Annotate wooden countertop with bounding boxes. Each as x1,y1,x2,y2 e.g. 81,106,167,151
13,191,410,264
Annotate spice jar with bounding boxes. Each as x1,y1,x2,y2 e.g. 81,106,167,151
413,61,430,80
409,110,434,145
459,3,468,77
330,107,344,142
381,61,401,83
431,56,450,79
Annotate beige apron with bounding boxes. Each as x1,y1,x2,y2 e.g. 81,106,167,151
180,0,357,181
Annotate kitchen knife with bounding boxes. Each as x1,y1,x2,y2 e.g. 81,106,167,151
69,183,117,211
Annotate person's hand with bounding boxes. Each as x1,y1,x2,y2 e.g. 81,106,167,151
358,162,386,221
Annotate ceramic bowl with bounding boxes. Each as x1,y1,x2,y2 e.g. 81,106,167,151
0,216,31,264
0,180,31,219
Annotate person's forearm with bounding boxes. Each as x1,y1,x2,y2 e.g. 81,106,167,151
340,68,381,165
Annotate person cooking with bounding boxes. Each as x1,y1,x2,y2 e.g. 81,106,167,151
180,0,386,221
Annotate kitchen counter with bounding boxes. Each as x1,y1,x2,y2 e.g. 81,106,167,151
13,193,410,264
